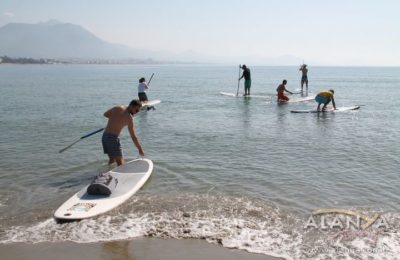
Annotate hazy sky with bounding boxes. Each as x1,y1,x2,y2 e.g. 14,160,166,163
1,0,399,65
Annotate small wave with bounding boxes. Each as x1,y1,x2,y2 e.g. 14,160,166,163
1,194,399,259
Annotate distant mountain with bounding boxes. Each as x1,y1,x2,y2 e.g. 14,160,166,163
0,20,161,60
0,20,308,64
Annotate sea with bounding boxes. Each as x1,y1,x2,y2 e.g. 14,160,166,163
0,64,399,259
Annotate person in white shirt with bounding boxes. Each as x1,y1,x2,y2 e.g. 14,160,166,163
138,77,149,102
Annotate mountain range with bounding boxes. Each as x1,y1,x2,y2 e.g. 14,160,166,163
0,20,305,64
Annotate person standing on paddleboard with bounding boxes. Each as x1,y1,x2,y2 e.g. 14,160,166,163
315,89,336,111
276,79,293,102
299,64,308,93
102,99,144,166
239,64,251,96
138,77,149,102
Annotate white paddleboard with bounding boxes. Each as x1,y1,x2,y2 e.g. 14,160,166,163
54,158,153,221
141,99,161,109
291,106,360,113
278,96,314,103
220,92,269,99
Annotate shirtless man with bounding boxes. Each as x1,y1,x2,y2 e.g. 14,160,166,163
276,80,293,102
102,99,144,165
299,64,308,92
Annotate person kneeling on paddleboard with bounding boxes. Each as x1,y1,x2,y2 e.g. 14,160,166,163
315,89,336,111
276,79,293,102
102,99,145,166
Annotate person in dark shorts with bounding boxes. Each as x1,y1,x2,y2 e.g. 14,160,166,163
102,132,122,158
102,99,144,165
239,64,251,96
299,64,308,93
138,77,149,102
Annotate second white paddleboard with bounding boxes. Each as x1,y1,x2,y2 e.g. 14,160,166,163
291,106,361,113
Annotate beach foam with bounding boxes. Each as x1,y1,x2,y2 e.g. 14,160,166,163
1,194,398,259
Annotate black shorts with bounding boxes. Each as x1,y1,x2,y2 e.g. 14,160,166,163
301,75,308,83
138,92,148,101
102,132,122,158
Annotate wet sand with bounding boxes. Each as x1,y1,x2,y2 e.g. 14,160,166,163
0,237,283,260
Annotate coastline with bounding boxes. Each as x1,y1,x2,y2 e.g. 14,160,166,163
0,237,283,260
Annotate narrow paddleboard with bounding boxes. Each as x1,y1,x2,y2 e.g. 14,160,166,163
220,92,269,99
291,106,360,113
54,158,153,221
278,96,315,103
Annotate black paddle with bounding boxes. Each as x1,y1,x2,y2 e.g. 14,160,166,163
147,73,154,86
236,64,241,96
59,128,104,153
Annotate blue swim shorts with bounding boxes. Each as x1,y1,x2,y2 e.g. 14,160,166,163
315,95,329,104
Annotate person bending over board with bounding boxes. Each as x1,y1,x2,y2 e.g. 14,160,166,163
299,64,308,92
102,99,145,166
276,80,293,102
239,64,251,96
315,89,336,111
138,77,149,102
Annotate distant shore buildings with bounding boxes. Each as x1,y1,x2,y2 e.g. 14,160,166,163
0,56,192,65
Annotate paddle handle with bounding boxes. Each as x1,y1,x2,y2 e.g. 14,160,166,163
236,64,241,96
147,73,154,86
80,128,104,139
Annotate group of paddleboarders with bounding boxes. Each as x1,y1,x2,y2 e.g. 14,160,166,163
102,77,154,166
240,64,336,111
103,66,336,166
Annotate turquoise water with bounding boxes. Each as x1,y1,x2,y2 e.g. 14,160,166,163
0,64,399,259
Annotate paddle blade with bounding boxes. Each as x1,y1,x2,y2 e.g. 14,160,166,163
58,139,81,153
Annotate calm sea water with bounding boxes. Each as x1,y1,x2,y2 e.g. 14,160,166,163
0,64,399,259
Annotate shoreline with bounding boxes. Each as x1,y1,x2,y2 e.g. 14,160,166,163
0,237,284,260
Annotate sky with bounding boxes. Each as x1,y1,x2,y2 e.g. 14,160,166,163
1,0,399,65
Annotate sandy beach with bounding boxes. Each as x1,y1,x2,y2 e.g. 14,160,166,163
0,237,282,260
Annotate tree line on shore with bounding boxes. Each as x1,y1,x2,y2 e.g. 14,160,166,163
0,56,58,64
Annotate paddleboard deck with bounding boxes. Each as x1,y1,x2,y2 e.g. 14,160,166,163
54,158,153,221
278,96,314,103
220,92,269,99
291,106,361,113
